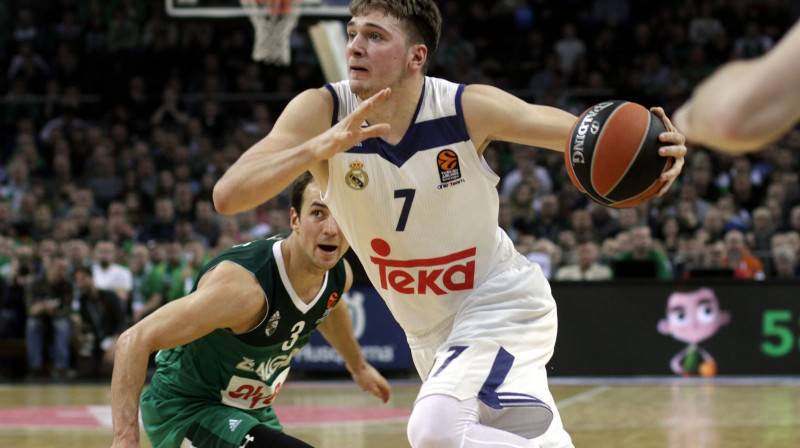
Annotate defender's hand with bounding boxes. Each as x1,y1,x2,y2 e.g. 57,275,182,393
349,362,391,404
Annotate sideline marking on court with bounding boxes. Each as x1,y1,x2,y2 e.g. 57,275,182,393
549,376,800,386
555,386,609,409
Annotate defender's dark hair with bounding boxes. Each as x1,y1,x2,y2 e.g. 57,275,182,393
350,0,442,70
290,171,316,214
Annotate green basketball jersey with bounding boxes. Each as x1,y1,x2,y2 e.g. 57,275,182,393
148,234,346,417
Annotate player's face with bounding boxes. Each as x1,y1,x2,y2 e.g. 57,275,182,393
292,183,349,271
346,10,413,97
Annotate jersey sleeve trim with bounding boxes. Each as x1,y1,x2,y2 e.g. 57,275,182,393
324,83,340,127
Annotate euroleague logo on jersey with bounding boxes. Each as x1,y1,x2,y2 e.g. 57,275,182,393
315,292,340,325
436,149,461,184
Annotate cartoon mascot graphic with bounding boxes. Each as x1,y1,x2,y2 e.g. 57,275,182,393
657,288,731,377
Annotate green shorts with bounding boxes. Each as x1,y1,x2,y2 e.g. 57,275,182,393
140,382,283,448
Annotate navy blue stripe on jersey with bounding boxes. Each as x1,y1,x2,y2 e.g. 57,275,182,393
325,80,472,168
454,83,468,138
324,84,339,127
347,114,469,167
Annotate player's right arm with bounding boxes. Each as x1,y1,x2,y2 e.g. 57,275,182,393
213,87,391,215
110,262,266,448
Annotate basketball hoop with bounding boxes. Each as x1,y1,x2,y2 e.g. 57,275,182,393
240,0,302,65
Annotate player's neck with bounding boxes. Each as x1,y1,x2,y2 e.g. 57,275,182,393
281,239,327,304
364,76,424,145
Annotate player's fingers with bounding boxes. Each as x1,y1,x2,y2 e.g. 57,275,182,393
656,177,675,196
353,88,391,117
360,123,391,140
652,106,683,134
659,130,686,146
376,380,391,403
657,157,684,195
658,144,686,158
338,88,391,133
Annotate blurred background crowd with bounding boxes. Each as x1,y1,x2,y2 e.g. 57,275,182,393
1,0,799,380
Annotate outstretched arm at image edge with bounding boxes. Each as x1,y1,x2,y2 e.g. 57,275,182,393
673,20,800,153
110,263,265,448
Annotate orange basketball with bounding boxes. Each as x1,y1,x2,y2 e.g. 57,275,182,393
564,101,674,208
437,150,458,171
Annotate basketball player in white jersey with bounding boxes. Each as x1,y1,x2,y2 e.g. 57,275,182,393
214,1,687,446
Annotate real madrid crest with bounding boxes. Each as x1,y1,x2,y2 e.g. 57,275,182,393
345,160,369,190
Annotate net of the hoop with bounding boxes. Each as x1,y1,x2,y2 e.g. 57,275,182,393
240,0,302,65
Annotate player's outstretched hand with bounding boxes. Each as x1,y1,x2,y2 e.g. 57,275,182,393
348,362,391,404
310,88,392,161
650,107,686,196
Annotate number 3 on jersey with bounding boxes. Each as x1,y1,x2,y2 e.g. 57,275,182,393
394,189,415,231
281,321,305,351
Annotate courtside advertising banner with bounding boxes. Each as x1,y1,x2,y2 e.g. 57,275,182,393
293,280,800,376
549,280,800,376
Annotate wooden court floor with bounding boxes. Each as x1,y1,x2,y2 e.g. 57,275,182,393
1,377,800,447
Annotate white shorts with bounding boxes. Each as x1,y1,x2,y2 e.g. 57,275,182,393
407,255,568,442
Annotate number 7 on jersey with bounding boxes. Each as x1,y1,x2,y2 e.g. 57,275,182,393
394,189,415,231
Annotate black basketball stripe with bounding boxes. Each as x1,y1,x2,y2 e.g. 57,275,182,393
568,100,625,206
604,113,668,202
589,103,635,196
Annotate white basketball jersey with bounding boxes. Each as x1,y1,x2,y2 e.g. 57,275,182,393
323,77,519,338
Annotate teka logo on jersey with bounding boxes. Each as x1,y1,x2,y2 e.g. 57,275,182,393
436,149,461,183
221,369,290,409
345,160,369,190
369,238,475,295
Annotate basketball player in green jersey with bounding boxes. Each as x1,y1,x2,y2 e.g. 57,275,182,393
110,172,391,448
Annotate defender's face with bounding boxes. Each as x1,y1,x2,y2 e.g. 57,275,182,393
346,10,411,98
292,183,349,271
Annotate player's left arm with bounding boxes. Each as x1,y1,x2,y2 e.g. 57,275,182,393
462,84,577,153
461,84,685,194
316,260,391,403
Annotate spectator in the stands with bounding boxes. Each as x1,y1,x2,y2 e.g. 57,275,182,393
25,255,73,379
139,197,176,243
723,229,765,280
71,266,125,378
615,225,673,280
91,240,133,309
555,241,612,281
